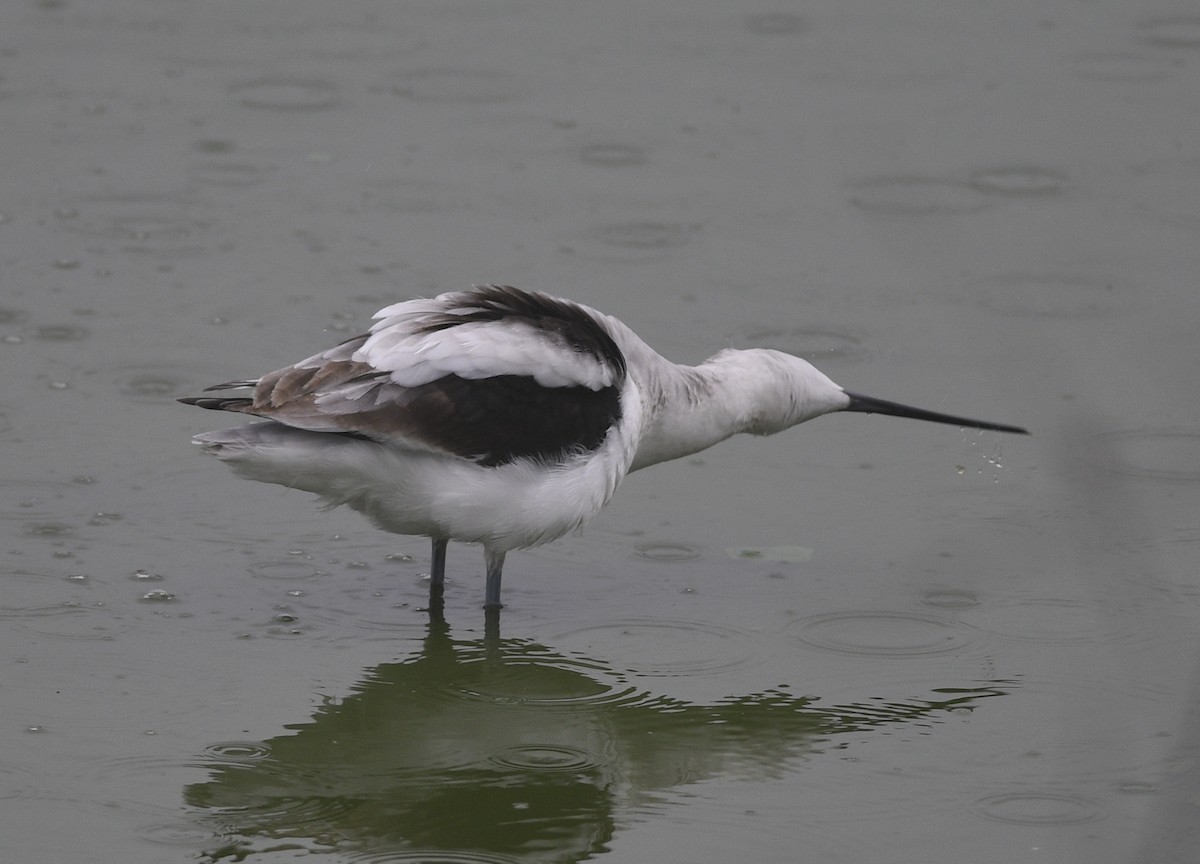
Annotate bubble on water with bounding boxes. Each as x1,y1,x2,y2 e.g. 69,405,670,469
139,589,176,602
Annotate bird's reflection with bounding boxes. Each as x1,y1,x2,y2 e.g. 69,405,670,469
187,609,1008,862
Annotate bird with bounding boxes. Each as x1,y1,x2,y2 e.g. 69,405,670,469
179,284,1028,610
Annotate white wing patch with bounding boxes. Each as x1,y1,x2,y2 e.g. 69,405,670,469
357,298,619,391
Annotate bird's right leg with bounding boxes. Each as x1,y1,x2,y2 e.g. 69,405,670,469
483,547,505,610
430,538,448,601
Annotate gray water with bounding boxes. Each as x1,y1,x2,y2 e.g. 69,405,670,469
3,1,1199,862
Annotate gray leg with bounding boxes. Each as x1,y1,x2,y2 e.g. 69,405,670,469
484,547,505,609
430,538,448,600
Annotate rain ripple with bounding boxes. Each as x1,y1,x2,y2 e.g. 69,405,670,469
785,611,973,658
963,597,1143,644
548,618,758,678
970,789,1100,825
344,851,522,864
228,77,339,111
1085,428,1200,483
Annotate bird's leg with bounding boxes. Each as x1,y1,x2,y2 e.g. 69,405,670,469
483,547,505,609
430,538,448,601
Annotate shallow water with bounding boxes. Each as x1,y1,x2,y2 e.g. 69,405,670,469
3,1,1200,862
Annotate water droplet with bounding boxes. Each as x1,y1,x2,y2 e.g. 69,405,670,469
65,574,89,583
26,725,46,733
140,589,176,602
726,545,812,563
131,569,163,582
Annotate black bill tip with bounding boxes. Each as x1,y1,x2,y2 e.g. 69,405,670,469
842,391,1029,435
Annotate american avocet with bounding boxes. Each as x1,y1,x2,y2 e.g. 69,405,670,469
180,284,1027,609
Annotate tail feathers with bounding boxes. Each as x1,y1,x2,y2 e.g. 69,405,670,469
179,379,260,412
204,379,259,392
177,395,254,412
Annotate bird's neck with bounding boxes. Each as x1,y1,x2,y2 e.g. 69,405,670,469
628,351,787,472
